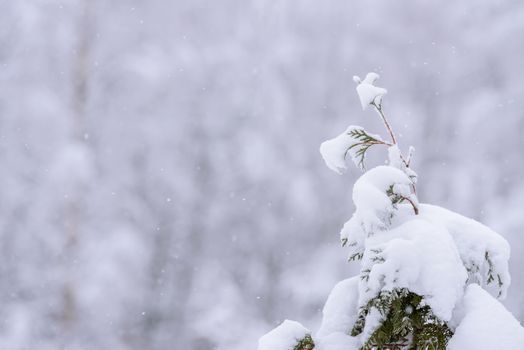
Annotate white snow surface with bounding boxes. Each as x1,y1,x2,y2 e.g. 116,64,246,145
359,218,467,322
335,165,513,341
315,277,368,350
353,72,387,110
341,166,416,246
418,204,511,299
319,129,354,174
448,284,524,350
387,145,418,183
315,332,359,350
319,126,382,174
258,320,310,350
387,145,403,169
317,277,359,338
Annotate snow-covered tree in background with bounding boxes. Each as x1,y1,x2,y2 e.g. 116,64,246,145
258,73,524,350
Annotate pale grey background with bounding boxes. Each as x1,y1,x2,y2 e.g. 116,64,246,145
0,1,523,349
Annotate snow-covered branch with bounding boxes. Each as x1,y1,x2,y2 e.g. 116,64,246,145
259,73,524,350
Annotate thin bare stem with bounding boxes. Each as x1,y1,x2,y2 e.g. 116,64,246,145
372,102,397,145
360,140,393,147
371,102,413,169
401,195,419,215
372,104,412,171
370,101,419,214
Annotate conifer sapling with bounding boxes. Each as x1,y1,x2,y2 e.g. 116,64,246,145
258,73,524,350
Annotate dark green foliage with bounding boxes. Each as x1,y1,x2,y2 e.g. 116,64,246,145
293,334,315,350
351,289,453,350
349,251,364,262
386,185,405,206
345,128,387,170
346,242,364,261
485,251,504,297
465,251,505,298
386,184,419,215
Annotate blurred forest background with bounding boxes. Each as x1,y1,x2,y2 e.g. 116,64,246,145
0,0,523,349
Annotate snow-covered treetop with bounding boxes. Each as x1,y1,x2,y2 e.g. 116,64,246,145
259,73,522,350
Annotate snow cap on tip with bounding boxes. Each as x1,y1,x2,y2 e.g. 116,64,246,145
354,72,387,110
258,320,311,350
